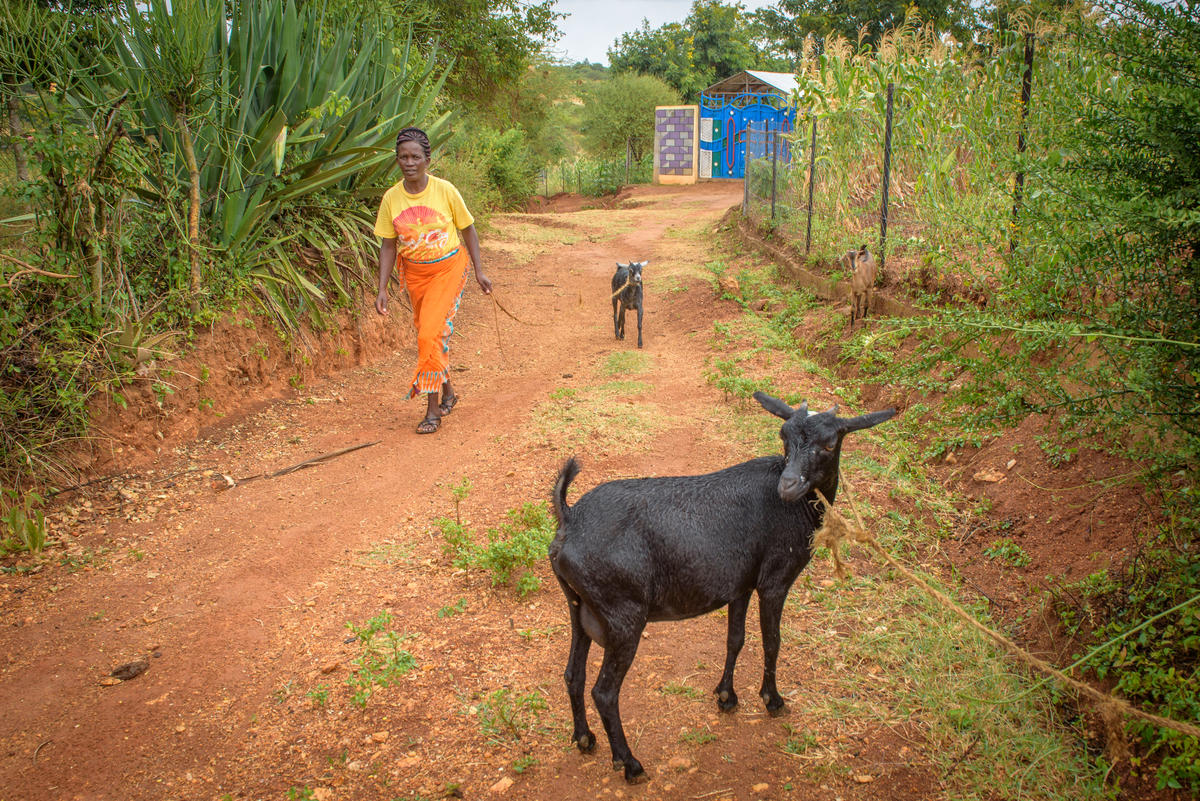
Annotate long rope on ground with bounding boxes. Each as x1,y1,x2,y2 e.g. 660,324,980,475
488,289,554,366
812,476,1200,743
489,290,550,327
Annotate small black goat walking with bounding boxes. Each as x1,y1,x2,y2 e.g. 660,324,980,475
549,392,895,782
611,260,646,348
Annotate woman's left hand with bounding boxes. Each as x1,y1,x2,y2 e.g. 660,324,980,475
476,271,493,294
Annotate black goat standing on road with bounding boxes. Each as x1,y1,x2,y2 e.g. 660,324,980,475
549,392,896,782
611,260,646,348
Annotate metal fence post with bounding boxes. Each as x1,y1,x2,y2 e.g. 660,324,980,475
879,82,894,272
804,116,817,255
1010,32,1035,252
770,130,778,221
742,150,749,215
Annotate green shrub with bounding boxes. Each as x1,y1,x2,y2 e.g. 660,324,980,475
474,501,556,596
1,489,47,555
439,501,556,596
1081,542,1200,793
474,688,547,744
344,611,417,708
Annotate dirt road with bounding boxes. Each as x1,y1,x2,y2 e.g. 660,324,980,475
1,182,937,801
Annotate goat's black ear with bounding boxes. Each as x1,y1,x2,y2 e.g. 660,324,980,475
754,391,796,420
839,408,896,433
616,262,626,269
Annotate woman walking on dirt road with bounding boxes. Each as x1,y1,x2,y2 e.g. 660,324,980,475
374,127,492,434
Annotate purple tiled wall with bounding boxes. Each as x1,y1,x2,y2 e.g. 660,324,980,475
656,107,695,176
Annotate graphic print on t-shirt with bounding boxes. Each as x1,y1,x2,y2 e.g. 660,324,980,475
393,205,454,262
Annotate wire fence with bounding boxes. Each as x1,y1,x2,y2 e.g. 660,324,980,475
537,154,654,199
741,29,1054,306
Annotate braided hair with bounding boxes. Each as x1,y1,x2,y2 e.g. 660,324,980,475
395,127,431,159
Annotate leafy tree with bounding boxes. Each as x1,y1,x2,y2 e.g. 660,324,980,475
310,0,563,110
579,74,679,162
506,59,573,165
608,21,704,99
608,1,781,100
751,0,980,56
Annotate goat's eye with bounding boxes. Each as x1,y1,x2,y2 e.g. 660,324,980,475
823,444,835,452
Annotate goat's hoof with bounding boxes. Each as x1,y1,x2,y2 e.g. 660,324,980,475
762,693,787,717
716,688,739,712
623,759,647,784
575,732,596,754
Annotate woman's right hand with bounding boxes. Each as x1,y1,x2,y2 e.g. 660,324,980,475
375,289,388,315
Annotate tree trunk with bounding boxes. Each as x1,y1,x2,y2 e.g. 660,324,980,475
177,113,202,313
6,89,29,182
78,182,103,324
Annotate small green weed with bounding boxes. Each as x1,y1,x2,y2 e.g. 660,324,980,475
660,681,704,699
437,598,468,618
306,684,329,708
982,538,1031,568
679,727,717,745
512,755,539,774
60,549,102,572
1035,434,1078,467
449,477,472,523
345,611,418,708
474,688,548,744
782,727,819,755
1,489,48,554
286,787,315,801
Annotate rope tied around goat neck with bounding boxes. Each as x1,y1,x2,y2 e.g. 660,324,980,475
611,278,631,299
811,475,1200,746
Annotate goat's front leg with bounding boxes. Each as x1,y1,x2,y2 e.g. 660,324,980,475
714,591,752,711
591,626,646,782
757,591,788,715
563,601,597,753
635,301,643,348
612,297,621,339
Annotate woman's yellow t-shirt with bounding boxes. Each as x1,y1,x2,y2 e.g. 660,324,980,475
373,175,475,263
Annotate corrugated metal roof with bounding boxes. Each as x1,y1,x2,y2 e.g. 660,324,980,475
703,70,798,97
744,71,799,94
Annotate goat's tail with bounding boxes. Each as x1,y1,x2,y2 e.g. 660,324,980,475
552,457,581,526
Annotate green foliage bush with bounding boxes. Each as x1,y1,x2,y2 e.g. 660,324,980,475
344,611,417,708
580,73,679,162
438,501,556,596
0,489,47,555
437,124,538,212
1080,541,1200,792
474,688,548,744
0,0,451,483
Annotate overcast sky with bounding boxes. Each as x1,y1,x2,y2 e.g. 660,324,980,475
550,0,780,66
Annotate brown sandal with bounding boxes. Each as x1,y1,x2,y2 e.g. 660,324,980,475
438,393,458,416
416,416,441,434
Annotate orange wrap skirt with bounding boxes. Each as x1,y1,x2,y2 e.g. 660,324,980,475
400,247,470,399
